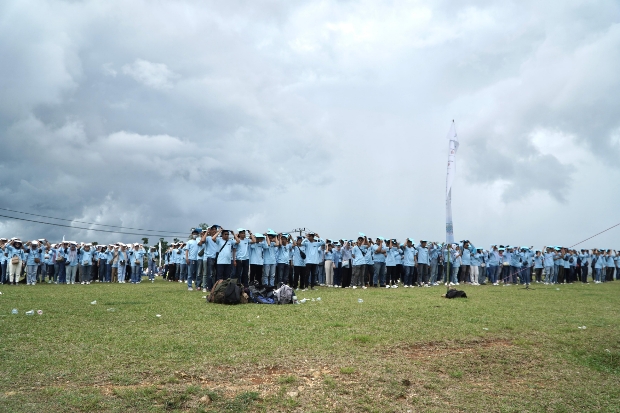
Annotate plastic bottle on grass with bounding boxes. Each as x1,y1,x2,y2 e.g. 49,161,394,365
25,310,34,316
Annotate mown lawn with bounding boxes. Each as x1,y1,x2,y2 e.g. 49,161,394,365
0,280,619,412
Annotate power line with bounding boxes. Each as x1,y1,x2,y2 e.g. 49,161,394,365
0,214,187,238
568,222,620,249
0,207,181,234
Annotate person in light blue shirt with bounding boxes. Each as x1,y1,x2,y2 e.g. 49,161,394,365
0,238,7,285
371,238,387,287
147,246,158,282
593,250,604,283
213,229,236,282
276,234,292,285
543,247,555,284
606,251,616,282
117,244,129,283
533,250,543,282
442,244,455,285
232,229,250,288
78,244,96,284
430,244,440,286
332,243,342,287
199,226,220,290
470,248,481,285
291,236,306,289
486,246,500,285
301,232,325,290
63,242,80,284
23,240,43,285
578,250,589,283
416,241,432,286
249,233,267,286
459,241,474,283
351,237,368,288
6,239,27,284
185,228,201,290
128,244,146,284
402,239,416,287
261,230,279,287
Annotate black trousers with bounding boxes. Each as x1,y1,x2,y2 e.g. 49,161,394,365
342,262,352,287
235,260,249,287
365,264,374,286
250,264,262,285
535,268,543,282
305,263,317,288
386,266,397,285
167,264,176,281
293,266,305,289
581,266,588,283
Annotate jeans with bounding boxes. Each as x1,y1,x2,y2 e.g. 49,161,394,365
56,263,65,283
27,264,37,284
403,265,414,286
217,263,233,280
105,263,112,282
38,263,46,283
179,263,187,282
195,260,203,288
417,263,429,285
202,258,215,289
117,264,126,282
276,262,289,285
263,263,276,286
317,264,325,285
430,260,438,284
235,260,250,287
131,265,142,283
373,262,386,286
187,260,197,288
81,265,92,282
148,260,158,281
98,260,107,281
66,265,78,283
478,265,486,284
581,266,588,283
0,262,7,284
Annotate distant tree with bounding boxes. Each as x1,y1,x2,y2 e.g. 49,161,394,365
198,223,209,230
173,238,179,243
142,237,149,245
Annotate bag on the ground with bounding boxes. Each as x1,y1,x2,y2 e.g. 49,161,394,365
224,279,241,305
445,289,467,299
274,284,295,304
207,279,229,303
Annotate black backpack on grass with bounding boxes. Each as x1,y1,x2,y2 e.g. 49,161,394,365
224,279,241,305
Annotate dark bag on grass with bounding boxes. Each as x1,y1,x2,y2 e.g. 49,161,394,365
274,284,295,304
224,279,241,305
445,289,467,299
207,279,229,303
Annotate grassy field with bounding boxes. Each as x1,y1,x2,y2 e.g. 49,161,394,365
0,280,619,412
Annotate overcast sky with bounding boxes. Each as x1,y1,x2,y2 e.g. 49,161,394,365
1,0,619,248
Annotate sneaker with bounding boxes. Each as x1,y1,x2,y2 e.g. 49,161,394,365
449,282,454,286
352,286,357,289
362,286,367,289
188,287,193,291
391,285,398,288
202,288,207,292
81,282,85,285
423,284,430,288
404,285,408,288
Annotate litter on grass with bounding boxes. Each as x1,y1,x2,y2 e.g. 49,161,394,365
90,300,97,305
316,297,321,301
578,326,587,329
358,298,364,303
483,328,489,330
156,314,162,318
11,309,18,315
37,310,43,315
106,308,115,312
25,310,34,316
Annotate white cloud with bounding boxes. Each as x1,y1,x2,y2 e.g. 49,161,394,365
122,59,178,89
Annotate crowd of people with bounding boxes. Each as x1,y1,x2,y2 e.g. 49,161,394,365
2,226,618,292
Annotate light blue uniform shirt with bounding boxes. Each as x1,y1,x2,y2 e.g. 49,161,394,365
129,249,145,266
24,246,43,266
186,239,199,260
292,245,306,267
403,246,416,266
471,253,481,266
594,255,604,269
352,245,367,266
386,247,397,266
416,245,430,265
79,248,95,266
249,240,266,265
6,245,26,262
371,244,386,263
487,251,499,266
215,238,234,264
148,250,158,262
324,251,334,261
235,239,250,261
534,255,544,268
277,244,291,264
510,251,522,267
301,238,325,265
461,244,474,265
543,252,555,267
263,241,278,265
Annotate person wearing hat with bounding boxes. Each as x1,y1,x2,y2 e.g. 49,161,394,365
233,230,251,288
578,249,590,283
605,249,616,282
351,236,368,289
198,226,220,291
249,232,267,286
416,241,432,287
128,243,146,284
96,245,107,283
0,238,8,284
147,246,158,283
116,244,128,283
429,243,440,286
43,243,55,283
174,242,186,283
184,229,202,291
470,247,482,286
301,232,325,290
53,241,67,284
274,233,291,286
35,239,50,283
5,239,26,285
78,243,95,285
63,242,79,284
363,239,374,288
291,236,306,290
211,228,236,283
402,238,416,288
261,230,279,287
332,242,342,287
486,246,500,285
340,240,352,288
23,240,42,285
370,237,387,288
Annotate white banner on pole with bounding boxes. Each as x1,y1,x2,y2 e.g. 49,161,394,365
446,121,459,244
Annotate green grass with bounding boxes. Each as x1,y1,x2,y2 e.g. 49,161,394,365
1,280,619,412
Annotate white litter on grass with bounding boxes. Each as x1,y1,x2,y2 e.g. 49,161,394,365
483,328,489,330
202,296,207,299
358,298,364,303
311,298,315,302
299,299,307,303
316,297,321,301
90,300,97,305
11,309,18,315
257,315,260,318
156,314,161,318
0,291,3,295
107,308,116,312
577,326,587,329
556,288,560,291
25,310,34,316
37,310,43,315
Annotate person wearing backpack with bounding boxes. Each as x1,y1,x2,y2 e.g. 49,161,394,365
301,232,325,290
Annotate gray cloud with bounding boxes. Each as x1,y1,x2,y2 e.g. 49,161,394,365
1,0,619,247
